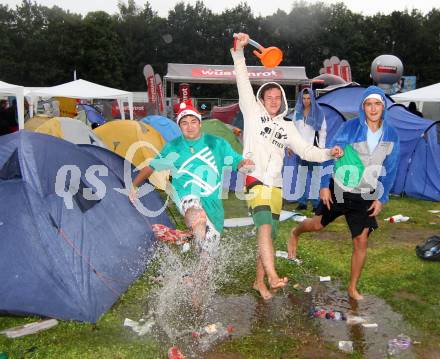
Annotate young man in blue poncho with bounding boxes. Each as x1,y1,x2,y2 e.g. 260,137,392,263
287,86,400,300
288,88,327,213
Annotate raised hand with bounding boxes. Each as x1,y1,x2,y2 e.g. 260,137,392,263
233,32,249,50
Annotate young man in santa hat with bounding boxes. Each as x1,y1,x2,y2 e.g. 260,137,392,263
129,101,254,254
231,32,343,300
287,86,400,300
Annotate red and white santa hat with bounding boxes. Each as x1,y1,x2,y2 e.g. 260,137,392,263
176,101,201,124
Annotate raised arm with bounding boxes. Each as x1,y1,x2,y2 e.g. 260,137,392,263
230,33,258,121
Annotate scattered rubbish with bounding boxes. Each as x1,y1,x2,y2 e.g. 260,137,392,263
319,276,331,282
346,315,366,325
362,323,378,328
151,275,164,283
304,286,312,293
123,318,154,336
384,214,410,223
387,334,411,356
0,319,58,338
168,346,186,359
428,210,440,214
275,251,302,264
152,224,192,245
192,322,234,351
416,235,440,261
292,214,307,222
181,243,191,253
311,307,346,321
338,340,353,353
293,283,301,290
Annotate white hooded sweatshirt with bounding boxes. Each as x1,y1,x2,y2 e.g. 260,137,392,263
231,48,334,187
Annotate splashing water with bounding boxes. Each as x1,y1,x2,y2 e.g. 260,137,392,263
147,228,255,355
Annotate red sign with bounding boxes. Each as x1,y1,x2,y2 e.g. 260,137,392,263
191,68,282,79
112,102,148,118
147,76,157,104
376,65,397,74
178,83,190,103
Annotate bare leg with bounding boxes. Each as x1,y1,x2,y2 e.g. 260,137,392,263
184,208,206,250
183,208,208,307
257,224,287,290
253,254,272,300
287,216,324,258
348,229,369,300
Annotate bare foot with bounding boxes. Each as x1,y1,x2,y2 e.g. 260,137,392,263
287,228,298,259
268,276,288,291
348,287,364,300
253,281,273,300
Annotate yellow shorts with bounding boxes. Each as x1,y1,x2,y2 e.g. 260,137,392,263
246,183,282,238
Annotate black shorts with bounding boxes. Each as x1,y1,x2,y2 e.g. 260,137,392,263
315,187,378,238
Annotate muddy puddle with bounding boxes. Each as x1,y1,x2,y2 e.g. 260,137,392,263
140,230,423,358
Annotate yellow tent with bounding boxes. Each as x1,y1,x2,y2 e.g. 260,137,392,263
24,115,53,132
94,120,168,190
54,97,78,118
25,116,106,147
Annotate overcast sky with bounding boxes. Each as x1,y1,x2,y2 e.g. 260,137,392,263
2,0,439,17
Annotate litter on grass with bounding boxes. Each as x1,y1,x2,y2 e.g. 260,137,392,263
362,323,378,328
0,319,58,338
384,214,410,223
338,340,353,353
123,318,154,336
275,250,303,264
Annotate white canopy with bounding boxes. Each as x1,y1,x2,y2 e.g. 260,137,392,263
392,82,440,121
392,82,440,102
27,79,133,120
0,80,25,130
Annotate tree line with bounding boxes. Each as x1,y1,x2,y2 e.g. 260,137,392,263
1,0,439,96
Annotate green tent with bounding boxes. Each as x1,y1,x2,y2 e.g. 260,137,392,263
201,119,243,153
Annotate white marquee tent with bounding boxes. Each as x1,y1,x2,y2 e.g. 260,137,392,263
392,82,440,102
392,82,440,121
0,80,25,130
26,79,134,121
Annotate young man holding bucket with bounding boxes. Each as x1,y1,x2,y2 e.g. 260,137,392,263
287,86,400,300
231,32,343,300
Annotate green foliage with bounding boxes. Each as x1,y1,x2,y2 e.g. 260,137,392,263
0,1,439,90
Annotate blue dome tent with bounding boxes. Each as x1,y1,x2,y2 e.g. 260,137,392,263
140,115,181,142
0,132,171,322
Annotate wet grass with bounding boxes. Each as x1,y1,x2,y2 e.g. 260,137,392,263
274,196,440,338
1,195,439,358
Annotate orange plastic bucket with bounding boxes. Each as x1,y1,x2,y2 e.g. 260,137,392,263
252,46,283,68
234,34,283,68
